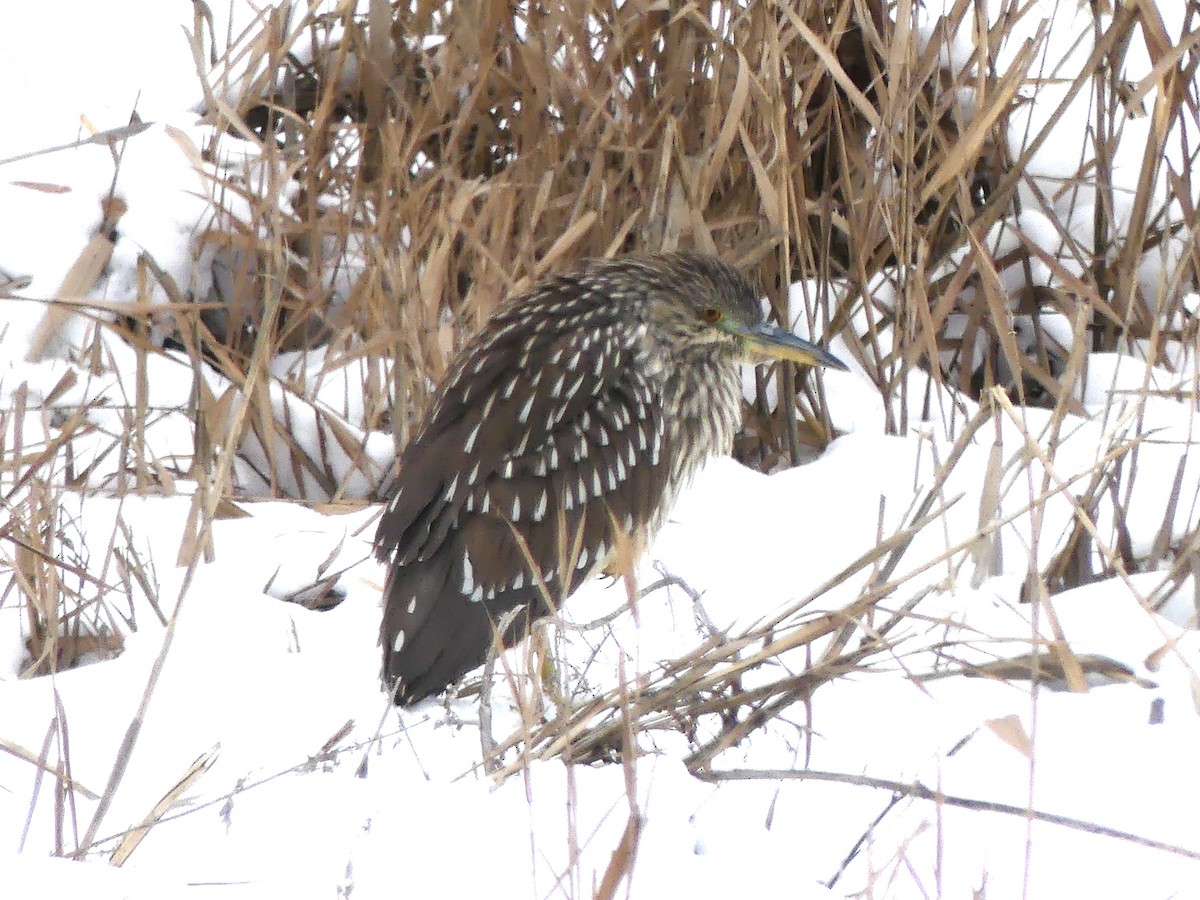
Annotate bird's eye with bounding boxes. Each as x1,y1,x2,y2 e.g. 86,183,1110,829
699,307,722,324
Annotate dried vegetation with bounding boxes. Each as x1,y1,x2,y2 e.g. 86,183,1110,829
3,0,1200,878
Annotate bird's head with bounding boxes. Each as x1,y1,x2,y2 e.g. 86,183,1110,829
638,252,849,372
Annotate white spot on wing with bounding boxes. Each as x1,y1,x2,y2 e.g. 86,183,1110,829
518,394,535,424
462,554,475,592
393,629,406,653
465,421,482,453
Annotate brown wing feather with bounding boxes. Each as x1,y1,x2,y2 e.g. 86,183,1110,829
376,272,670,704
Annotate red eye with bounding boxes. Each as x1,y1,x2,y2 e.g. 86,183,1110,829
700,307,722,323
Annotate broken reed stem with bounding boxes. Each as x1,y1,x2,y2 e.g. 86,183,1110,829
696,767,1200,863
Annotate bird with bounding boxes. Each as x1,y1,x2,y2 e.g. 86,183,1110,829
375,251,847,705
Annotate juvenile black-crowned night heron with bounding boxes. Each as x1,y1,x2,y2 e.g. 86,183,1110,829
376,252,846,704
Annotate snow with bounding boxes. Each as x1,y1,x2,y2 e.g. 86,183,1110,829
2,2,1200,898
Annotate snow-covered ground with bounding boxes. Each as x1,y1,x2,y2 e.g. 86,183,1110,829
2,2,1199,898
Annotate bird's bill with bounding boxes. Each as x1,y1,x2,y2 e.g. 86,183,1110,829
733,320,850,371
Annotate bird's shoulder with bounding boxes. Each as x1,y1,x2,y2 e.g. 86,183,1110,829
425,274,652,453
376,275,661,564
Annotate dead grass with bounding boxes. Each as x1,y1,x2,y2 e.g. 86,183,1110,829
3,0,1200,885
11,0,1196,502
164,0,1198,488
0,0,1194,706
186,0,893,475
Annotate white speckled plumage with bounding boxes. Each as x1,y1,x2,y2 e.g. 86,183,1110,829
375,252,805,704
